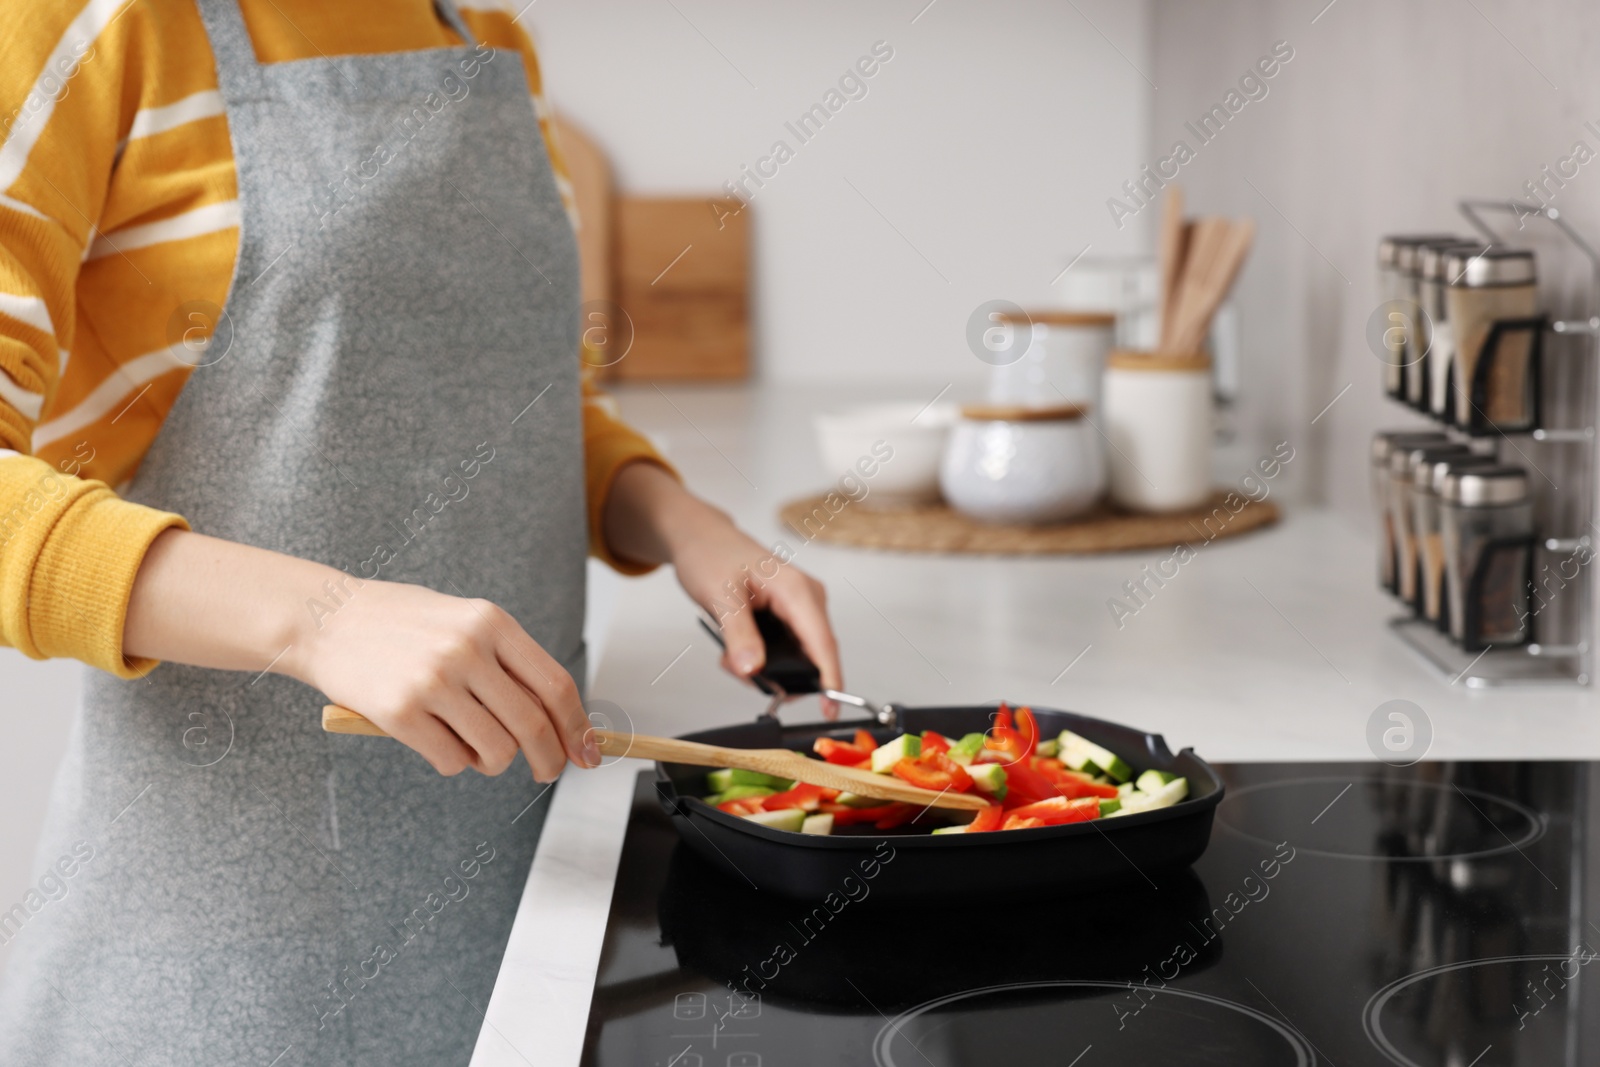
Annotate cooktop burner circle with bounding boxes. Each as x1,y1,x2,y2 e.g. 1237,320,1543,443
1215,776,1545,861
872,980,1316,1067
1364,954,1583,1067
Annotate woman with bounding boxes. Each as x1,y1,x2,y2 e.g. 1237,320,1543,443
0,0,840,1063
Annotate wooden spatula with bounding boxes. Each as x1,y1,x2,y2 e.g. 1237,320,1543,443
1156,186,1187,349
321,705,990,812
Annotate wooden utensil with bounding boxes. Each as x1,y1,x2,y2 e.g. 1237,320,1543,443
1166,218,1255,356
1157,186,1187,349
320,705,990,812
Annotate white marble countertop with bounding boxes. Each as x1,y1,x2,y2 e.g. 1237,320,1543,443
470,381,1600,1066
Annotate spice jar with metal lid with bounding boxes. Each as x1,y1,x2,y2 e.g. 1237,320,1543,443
1444,247,1541,432
1420,240,1489,420
1403,237,1470,411
1391,442,1474,607
1440,466,1535,649
1371,431,1449,594
1413,452,1499,626
1378,235,1460,405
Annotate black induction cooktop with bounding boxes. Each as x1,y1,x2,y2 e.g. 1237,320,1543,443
581,761,1600,1066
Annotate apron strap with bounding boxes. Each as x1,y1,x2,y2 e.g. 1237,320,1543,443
194,0,269,99
196,0,478,99
434,0,477,46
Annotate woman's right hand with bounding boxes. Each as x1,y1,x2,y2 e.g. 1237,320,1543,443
287,579,598,780
123,529,595,781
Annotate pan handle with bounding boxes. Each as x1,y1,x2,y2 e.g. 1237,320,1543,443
697,608,899,726
697,607,822,704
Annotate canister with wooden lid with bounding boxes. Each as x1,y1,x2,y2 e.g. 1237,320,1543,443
1102,350,1212,512
986,310,1117,411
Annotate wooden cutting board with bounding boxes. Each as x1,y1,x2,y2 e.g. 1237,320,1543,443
609,196,750,380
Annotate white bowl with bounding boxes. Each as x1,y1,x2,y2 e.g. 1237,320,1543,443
813,402,957,508
939,415,1105,524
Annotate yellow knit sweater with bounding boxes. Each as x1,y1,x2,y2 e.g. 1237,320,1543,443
0,0,666,678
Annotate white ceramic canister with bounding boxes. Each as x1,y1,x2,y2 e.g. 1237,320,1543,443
986,310,1117,411
1102,350,1213,512
939,403,1106,524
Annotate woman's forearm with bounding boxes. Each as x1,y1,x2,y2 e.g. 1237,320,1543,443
600,461,722,568
123,527,336,672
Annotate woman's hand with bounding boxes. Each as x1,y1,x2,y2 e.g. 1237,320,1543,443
125,529,595,780
601,462,843,712
287,581,596,779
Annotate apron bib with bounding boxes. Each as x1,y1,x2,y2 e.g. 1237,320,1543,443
0,1,585,1063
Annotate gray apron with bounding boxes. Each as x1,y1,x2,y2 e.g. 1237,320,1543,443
0,1,585,1062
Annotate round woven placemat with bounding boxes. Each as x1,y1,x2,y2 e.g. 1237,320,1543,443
777,491,1280,555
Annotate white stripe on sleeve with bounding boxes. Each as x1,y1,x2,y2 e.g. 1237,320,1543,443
31,345,188,447
85,200,240,261
0,292,55,338
119,90,225,153
0,0,134,193
0,374,45,421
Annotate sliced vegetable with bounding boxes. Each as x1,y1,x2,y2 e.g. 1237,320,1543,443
892,750,974,793
825,803,902,826
742,809,806,831
801,813,834,835
853,729,880,752
967,804,1004,833
761,783,832,812
870,733,922,774
813,737,872,766
986,706,1024,757
946,733,986,765
920,730,952,756
1015,707,1040,759
708,768,793,792
966,762,1009,799
1098,797,1122,817
1006,795,1101,825
874,804,922,831
705,785,777,806
1057,730,1135,783
1117,777,1189,815
1137,768,1180,793
832,792,888,809
1035,737,1059,758
1001,815,1046,831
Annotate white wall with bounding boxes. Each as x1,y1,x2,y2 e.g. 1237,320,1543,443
1150,0,1600,515
527,0,1154,386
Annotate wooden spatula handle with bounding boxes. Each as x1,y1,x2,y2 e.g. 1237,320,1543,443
324,705,717,759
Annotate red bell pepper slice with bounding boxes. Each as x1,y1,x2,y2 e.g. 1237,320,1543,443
966,804,1004,833
999,760,1059,807
873,804,921,830
1015,707,1040,758
853,729,879,752
717,797,767,816
760,783,830,812
1007,795,1101,825
827,804,901,826
1038,766,1120,799
892,751,974,793
1001,814,1046,831
920,730,951,756
813,737,871,766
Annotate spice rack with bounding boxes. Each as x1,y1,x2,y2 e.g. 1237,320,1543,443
1388,199,1598,688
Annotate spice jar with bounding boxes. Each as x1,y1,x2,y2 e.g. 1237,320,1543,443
1441,466,1535,649
1420,241,1489,420
1377,235,1459,406
1413,452,1499,625
1371,431,1449,594
1391,443,1472,607
1444,248,1540,432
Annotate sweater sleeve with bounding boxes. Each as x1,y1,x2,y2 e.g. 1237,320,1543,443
0,0,188,677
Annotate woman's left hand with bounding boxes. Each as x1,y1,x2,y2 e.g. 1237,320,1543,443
602,462,843,714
